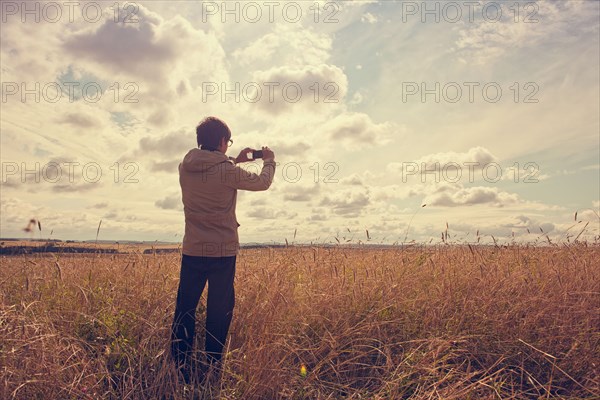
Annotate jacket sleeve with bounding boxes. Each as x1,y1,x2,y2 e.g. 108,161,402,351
222,160,276,191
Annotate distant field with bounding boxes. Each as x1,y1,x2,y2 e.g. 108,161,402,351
0,239,181,255
1,245,598,399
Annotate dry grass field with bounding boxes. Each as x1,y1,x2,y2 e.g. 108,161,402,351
1,244,599,399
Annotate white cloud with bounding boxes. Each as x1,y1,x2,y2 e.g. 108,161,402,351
232,24,332,67
138,129,193,157
388,146,496,174
321,112,396,150
576,201,600,222
63,5,226,83
385,147,513,186
319,189,370,216
361,12,378,24
501,215,555,234
57,112,104,129
56,4,228,128
246,64,348,115
247,207,297,220
282,183,320,202
339,173,365,186
454,1,595,65
424,185,519,207
349,91,363,105
155,194,182,211
582,164,600,171
307,212,329,222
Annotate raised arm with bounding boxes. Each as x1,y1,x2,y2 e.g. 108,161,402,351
223,147,276,191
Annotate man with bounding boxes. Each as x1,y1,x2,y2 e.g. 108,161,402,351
171,116,276,384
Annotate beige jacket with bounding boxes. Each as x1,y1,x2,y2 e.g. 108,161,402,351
179,148,276,257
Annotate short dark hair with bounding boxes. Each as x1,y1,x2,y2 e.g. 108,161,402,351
196,116,231,150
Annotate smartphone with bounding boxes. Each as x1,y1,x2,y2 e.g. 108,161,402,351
252,150,263,159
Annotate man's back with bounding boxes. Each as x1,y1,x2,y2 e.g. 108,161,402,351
179,148,276,257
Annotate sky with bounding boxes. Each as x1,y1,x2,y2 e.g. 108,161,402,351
1,0,599,245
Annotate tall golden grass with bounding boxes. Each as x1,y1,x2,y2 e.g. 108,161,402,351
1,244,598,399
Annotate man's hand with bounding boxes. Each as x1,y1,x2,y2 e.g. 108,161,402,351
234,147,254,164
262,146,274,162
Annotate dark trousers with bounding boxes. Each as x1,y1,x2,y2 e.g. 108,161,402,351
170,254,236,382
